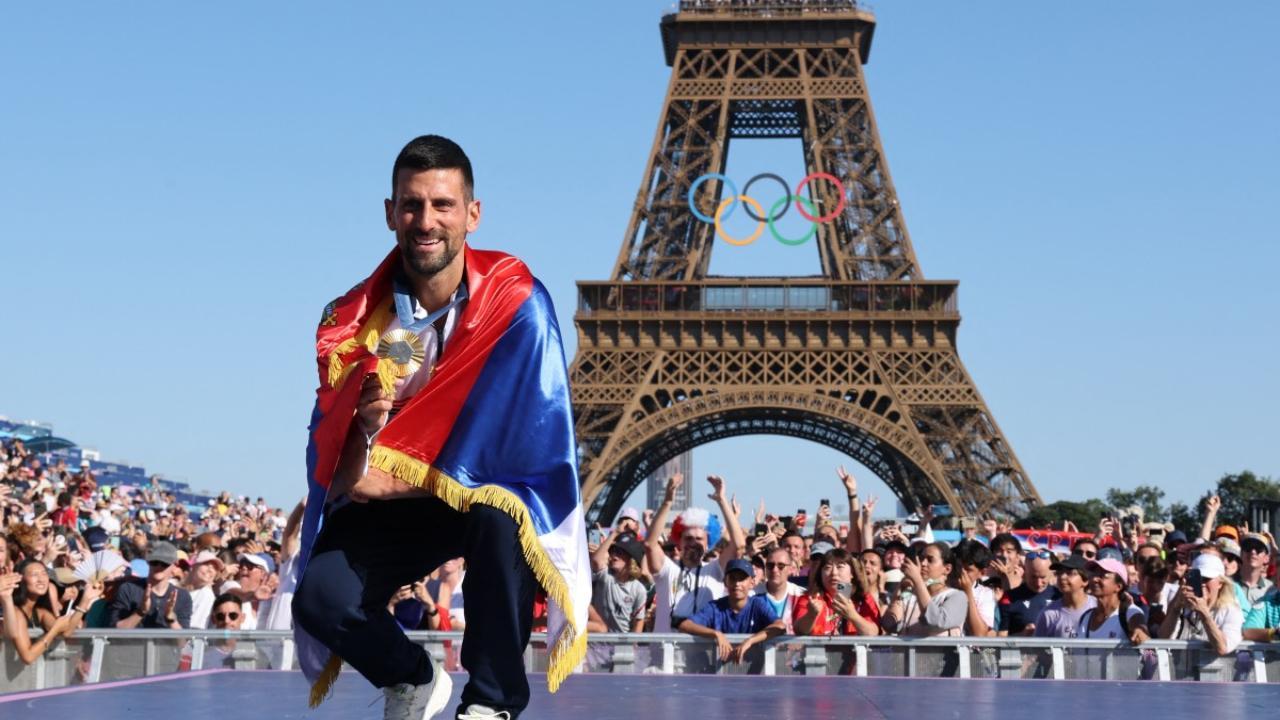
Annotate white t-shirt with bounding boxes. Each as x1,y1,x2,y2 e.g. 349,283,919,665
188,585,216,629
754,581,805,633
652,556,725,633
971,582,996,630
1077,604,1145,640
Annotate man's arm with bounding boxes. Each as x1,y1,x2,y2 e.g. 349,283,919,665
590,524,617,574
645,474,682,572
108,584,144,629
707,475,745,568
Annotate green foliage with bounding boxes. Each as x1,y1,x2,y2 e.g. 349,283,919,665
1014,498,1110,531
1105,485,1167,522
1209,470,1280,527
1166,502,1197,535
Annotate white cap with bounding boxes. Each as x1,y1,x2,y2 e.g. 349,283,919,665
1192,553,1226,579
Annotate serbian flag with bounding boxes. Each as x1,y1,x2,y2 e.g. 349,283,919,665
294,245,590,706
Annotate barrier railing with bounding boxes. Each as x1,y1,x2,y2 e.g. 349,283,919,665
5,631,1280,693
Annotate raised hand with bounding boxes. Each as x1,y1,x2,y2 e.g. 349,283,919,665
837,466,857,496
730,494,741,522
1205,495,1221,513
862,495,878,516
706,475,727,504
664,473,684,504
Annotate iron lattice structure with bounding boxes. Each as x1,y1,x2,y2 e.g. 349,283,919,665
572,0,1041,522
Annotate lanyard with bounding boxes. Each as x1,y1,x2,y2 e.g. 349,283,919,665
392,277,469,341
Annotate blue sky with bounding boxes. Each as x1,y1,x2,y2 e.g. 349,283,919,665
2,2,1277,519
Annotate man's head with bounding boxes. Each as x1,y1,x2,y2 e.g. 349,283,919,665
764,547,793,589
1241,533,1272,573
724,558,756,601
952,539,992,585
1051,554,1089,595
782,532,806,566
672,508,713,567
882,540,907,570
211,592,243,630
385,135,479,282
145,541,180,585
989,533,1023,566
235,553,273,591
1072,538,1099,561
1023,556,1055,593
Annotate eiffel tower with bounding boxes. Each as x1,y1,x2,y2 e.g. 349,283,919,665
570,0,1041,523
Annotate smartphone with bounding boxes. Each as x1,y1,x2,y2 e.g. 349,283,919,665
1186,568,1203,597
754,523,769,536
834,581,853,599
930,504,954,518
797,509,807,516
779,515,794,531
820,499,830,508
588,528,603,545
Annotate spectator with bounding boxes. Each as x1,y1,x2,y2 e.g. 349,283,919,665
1079,559,1149,644
885,542,967,637
1000,551,1056,636
107,541,193,629
988,533,1024,591
1157,554,1243,655
1035,555,1097,638
219,552,275,629
589,531,647,633
1073,537,1100,561
203,592,246,668
645,473,745,633
952,539,996,636
677,559,783,670
1235,533,1274,627
780,531,807,580
793,548,880,638
859,547,889,608
755,546,804,633
182,550,225,628
1,560,90,664
1139,556,1170,628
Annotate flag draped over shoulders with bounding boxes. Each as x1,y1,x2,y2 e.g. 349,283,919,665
295,245,589,706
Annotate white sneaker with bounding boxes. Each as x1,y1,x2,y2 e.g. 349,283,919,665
382,655,453,720
457,705,511,720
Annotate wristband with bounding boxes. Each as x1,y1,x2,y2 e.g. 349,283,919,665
425,606,439,617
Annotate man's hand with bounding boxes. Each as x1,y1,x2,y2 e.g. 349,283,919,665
713,630,732,661
349,467,425,503
356,374,393,435
1205,495,1221,514
730,636,757,664
0,572,19,599
663,474,684,504
162,589,179,624
706,475,727,505
837,466,857,497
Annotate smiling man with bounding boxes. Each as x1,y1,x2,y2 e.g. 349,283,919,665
291,136,589,720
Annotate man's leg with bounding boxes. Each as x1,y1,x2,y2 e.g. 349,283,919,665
457,504,538,717
294,497,465,687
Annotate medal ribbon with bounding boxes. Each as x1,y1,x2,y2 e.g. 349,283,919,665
393,277,470,337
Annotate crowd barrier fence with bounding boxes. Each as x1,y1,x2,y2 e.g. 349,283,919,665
5,630,1280,693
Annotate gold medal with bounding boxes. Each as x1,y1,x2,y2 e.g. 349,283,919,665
376,328,426,378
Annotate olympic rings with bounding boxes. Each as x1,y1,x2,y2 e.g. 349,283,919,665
713,196,766,246
687,171,846,246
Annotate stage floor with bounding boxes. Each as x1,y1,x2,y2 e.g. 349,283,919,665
1,670,1274,719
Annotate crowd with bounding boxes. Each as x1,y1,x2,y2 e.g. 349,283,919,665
5,433,1280,680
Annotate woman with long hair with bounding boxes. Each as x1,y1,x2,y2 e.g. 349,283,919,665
1,559,99,664
883,542,967,636
792,548,880,637
1157,554,1243,654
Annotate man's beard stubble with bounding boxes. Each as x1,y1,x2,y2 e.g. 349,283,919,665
399,229,462,280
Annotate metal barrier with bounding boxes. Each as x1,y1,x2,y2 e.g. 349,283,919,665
5,630,1280,693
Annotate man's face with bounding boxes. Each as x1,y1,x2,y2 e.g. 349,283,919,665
1025,558,1054,593
1056,567,1085,594
784,536,805,564
883,547,905,570
213,601,243,630
725,570,753,599
1074,542,1098,561
1135,547,1160,565
765,550,792,585
1243,543,1270,571
147,561,173,585
236,560,265,590
994,542,1021,566
606,546,631,574
1168,555,1188,581
679,528,707,566
385,168,478,281
861,551,882,580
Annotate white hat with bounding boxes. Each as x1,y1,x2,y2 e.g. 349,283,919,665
1192,553,1226,580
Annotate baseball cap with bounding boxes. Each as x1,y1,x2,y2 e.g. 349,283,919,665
1215,537,1241,560
618,507,642,524
1241,533,1271,554
1088,558,1129,585
238,552,276,573
129,558,150,578
882,539,909,554
190,550,225,570
79,459,91,468
146,541,179,566
725,558,755,578
1191,553,1226,580
1096,545,1125,563
610,537,645,564
809,541,836,558
1051,554,1089,574
1214,525,1239,541
1164,530,1188,547
82,527,110,552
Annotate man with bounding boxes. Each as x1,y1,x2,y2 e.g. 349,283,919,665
678,558,785,671
107,541,193,629
291,136,588,720
1035,555,1096,638
645,473,746,634
1000,552,1056,636
219,552,274,630
754,546,805,633
1237,533,1275,629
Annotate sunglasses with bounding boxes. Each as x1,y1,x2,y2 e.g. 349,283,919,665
214,611,240,622
1078,550,1097,559
765,562,791,570
148,561,171,569
1025,550,1053,560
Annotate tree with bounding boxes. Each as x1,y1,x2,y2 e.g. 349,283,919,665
1166,501,1198,535
1014,498,1110,531
1105,485,1167,522
1211,471,1280,528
